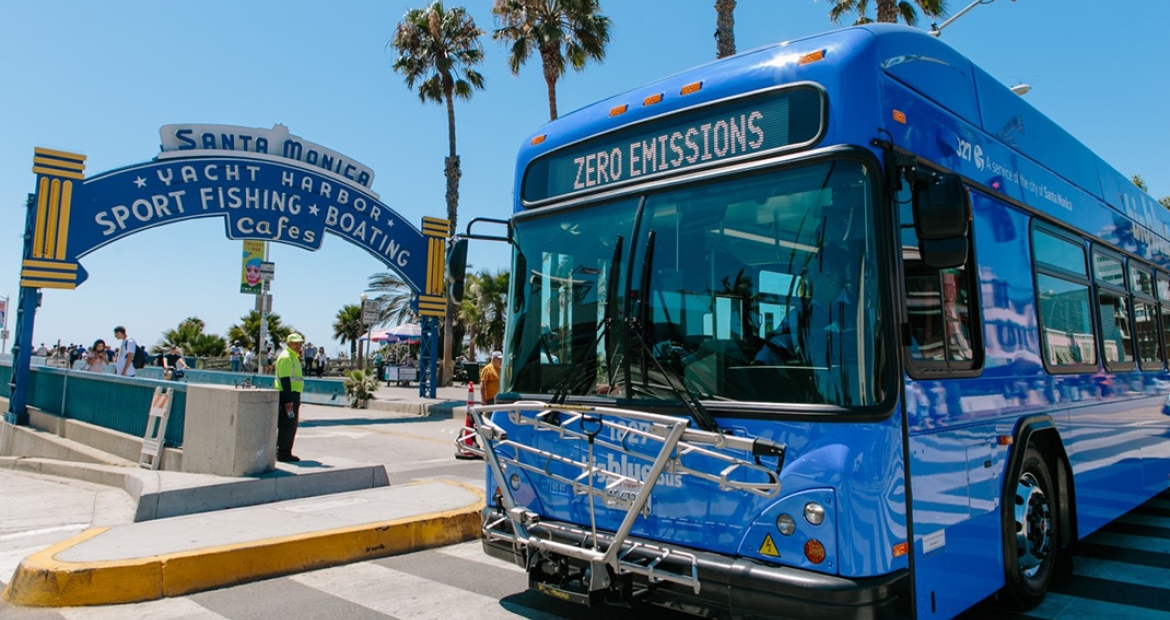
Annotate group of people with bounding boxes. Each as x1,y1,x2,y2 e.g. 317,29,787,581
228,340,328,377
32,327,189,380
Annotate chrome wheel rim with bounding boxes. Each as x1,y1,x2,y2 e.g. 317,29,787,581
1013,471,1052,578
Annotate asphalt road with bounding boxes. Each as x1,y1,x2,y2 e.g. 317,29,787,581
1,398,1168,619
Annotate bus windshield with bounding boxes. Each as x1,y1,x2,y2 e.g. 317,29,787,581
503,159,887,408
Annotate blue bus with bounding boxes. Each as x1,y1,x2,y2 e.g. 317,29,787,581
451,24,1170,620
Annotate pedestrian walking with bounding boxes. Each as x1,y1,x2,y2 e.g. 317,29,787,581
113,326,139,377
274,333,305,463
480,351,502,406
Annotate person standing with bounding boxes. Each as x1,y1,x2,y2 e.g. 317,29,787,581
113,326,139,377
274,333,305,463
229,342,243,372
85,340,108,372
480,351,503,406
303,342,317,375
162,346,189,380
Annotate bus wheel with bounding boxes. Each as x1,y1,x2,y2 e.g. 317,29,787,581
1001,446,1058,610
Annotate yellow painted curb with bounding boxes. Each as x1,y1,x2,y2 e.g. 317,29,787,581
2,483,485,607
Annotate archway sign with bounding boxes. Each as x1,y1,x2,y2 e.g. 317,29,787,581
5,124,448,424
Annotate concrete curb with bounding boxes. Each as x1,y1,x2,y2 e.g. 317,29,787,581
1,481,485,608
0,456,391,522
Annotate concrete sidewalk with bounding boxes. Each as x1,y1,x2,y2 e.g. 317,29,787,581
0,380,487,608
1,480,484,607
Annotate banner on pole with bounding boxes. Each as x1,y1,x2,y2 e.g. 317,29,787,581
240,240,266,295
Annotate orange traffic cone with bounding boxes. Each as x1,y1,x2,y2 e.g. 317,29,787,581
455,381,481,459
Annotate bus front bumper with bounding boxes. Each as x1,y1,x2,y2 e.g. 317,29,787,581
481,509,908,620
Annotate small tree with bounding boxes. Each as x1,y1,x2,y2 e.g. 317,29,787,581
333,304,365,367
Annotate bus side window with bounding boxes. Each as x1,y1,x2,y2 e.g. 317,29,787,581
1131,263,1162,370
1157,272,1170,370
1033,226,1096,371
1092,250,1134,371
899,183,979,370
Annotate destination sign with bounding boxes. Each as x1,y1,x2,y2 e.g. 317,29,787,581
522,86,822,203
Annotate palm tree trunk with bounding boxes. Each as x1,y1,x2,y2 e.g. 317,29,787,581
876,0,899,23
715,0,736,59
541,45,560,120
441,92,461,386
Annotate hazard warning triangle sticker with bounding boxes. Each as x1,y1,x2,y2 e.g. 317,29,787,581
759,533,780,557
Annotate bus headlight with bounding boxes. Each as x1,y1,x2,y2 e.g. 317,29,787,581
509,473,522,490
804,502,825,526
776,513,796,536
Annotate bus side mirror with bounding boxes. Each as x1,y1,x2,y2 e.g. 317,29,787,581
913,173,969,269
447,238,469,302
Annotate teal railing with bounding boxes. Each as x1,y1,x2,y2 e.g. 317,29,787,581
136,367,348,406
0,361,186,447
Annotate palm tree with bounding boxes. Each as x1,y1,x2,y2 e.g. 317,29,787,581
715,0,736,58
460,269,510,359
228,310,294,353
492,0,611,121
391,1,486,385
157,317,227,358
827,0,946,26
367,271,418,327
333,304,365,367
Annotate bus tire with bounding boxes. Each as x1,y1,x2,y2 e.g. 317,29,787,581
999,446,1058,611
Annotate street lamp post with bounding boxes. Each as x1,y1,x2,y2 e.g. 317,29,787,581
931,0,1015,37
359,293,367,371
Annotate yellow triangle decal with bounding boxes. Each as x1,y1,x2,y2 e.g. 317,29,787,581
759,533,780,557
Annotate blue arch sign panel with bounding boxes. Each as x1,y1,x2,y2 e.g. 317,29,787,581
7,125,450,423
25,124,447,297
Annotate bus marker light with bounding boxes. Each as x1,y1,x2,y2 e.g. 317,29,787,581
759,533,780,557
530,134,547,146
643,93,664,106
998,435,1013,446
799,50,826,65
804,539,826,564
893,542,909,557
610,104,628,117
893,110,907,124
776,513,796,535
680,81,703,95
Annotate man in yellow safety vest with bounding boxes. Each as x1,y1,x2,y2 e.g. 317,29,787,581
275,333,305,463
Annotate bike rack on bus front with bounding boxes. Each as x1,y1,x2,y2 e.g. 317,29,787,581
470,401,785,596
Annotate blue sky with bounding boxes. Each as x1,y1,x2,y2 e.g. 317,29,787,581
2,0,1167,356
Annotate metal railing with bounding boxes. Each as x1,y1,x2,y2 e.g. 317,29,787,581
1,361,187,447
471,401,784,595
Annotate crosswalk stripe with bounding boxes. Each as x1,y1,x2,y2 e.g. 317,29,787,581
1120,512,1170,530
1089,531,1170,554
1072,555,1170,587
59,597,230,620
1024,591,1170,620
291,561,560,620
435,541,525,574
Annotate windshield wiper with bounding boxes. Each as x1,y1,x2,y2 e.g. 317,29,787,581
548,236,624,406
627,231,720,433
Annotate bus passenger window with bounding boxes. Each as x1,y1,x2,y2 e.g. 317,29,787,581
1033,227,1096,370
1132,264,1162,369
1092,251,1133,371
899,184,979,370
